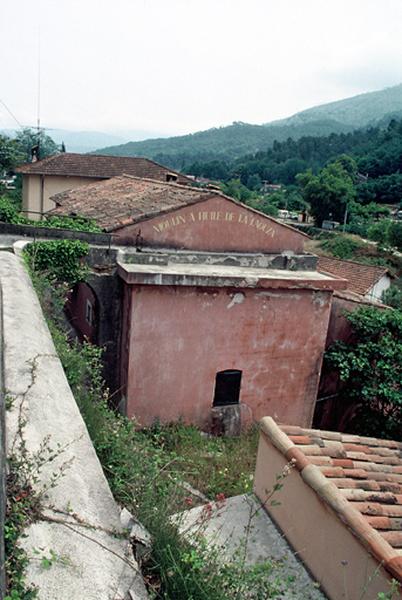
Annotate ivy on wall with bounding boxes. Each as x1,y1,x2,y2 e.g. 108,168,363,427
325,306,402,440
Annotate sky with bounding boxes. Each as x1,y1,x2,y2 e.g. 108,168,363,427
1,0,402,137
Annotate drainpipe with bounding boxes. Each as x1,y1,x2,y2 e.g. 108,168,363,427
40,175,45,219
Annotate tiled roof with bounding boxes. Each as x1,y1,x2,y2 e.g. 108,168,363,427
317,256,388,296
50,175,216,231
261,417,402,583
50,174,308,238
15,153,191,183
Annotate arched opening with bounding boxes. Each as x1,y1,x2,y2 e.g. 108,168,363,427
213,369,242,407
65,281,99,344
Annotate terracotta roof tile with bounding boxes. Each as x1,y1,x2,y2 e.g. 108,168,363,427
15,152,192,183
49,175,216,231
317,255,389,296
260,417,402,583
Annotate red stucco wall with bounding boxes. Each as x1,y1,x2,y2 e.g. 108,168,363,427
113,195,306,253
123,284,332,427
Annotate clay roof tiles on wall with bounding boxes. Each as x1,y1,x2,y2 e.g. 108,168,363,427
15,152,191,183
317,256,389,296
261,417,402,583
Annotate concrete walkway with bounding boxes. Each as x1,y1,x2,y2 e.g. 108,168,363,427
178,494,326,599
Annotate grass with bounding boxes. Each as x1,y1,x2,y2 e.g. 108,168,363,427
141,421,258,499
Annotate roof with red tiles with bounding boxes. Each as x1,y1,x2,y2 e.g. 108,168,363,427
317,256,389,296
15,152,191,183
49,174,309,238
261,417,402,583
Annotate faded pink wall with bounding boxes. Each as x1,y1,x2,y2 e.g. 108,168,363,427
113,195,306,253
123,285,332,427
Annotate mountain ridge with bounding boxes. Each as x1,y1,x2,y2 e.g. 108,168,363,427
94,83,402,168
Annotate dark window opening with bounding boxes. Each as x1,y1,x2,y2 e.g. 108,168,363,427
213,370,242,407
166,173,178,182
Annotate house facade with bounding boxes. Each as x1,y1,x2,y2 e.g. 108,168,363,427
15,153,191,219
51,176,345,429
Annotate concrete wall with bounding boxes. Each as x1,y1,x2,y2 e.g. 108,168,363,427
113,195,306,253
366,273,392,302
0,251,146,599
123,284,332,427
254,431,394,600
0,284,5,596
22,174,101,219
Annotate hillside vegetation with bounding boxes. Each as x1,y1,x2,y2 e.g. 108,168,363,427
190,118,402,206
94,83,402,170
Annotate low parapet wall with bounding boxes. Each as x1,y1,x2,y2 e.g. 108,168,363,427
0,221,111,245
0,252,147,599
0,284,6,596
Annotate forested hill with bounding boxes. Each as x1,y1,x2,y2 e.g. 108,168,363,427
190,118,402,205
94,83,402,170
269,84,402,129
94,119,353,169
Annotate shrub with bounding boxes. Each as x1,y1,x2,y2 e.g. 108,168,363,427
382,284,402,310
367,219,392,246
24,240,89,284
0,196,29,225
320,235,363,259
326,307,402,440
388,222,402,251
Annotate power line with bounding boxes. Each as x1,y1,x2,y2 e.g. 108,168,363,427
0,98,24,130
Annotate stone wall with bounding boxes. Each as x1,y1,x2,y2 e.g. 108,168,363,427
0,251,147,599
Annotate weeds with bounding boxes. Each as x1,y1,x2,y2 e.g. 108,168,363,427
5,432,69,599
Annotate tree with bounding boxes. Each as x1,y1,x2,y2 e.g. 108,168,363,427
296,156,357,227
388,221,402,251
14,128,59,163
326,307,402,440
0,135,22,174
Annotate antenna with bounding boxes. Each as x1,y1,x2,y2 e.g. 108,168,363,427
36,24,41,159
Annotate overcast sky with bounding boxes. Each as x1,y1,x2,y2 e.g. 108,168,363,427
1,0,402,136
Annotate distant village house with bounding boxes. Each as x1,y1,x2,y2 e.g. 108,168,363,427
15,152,191,219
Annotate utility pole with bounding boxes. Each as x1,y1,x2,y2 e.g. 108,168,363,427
343,202,348,232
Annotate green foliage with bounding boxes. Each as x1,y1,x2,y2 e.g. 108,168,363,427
24,240,89,284
389,221,402,251
320,235,364,259
220,178,257,203
5,417,68,599
0,197,29,224
382,284,402,310
0,195,101,232
326,307,402,440
367,219,392,246
14,129,59,163
296,156,357,227
42,215,101,233
0,135,23,174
